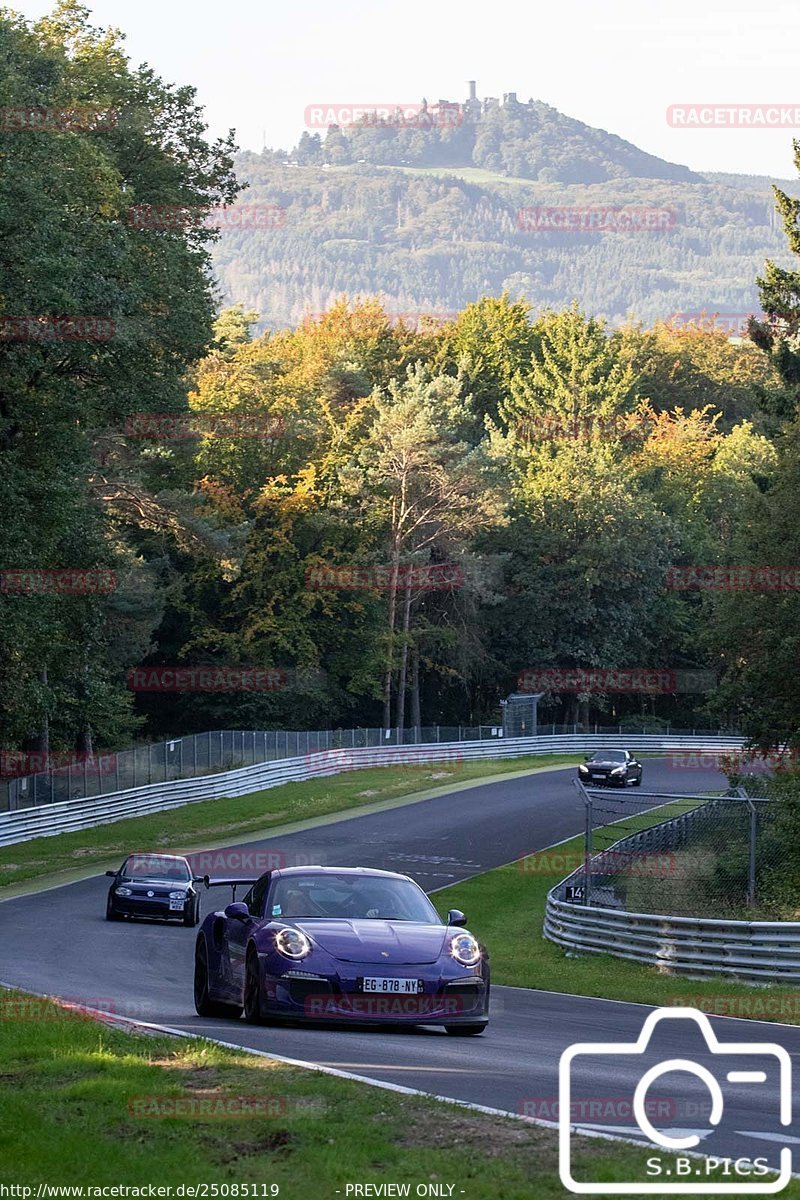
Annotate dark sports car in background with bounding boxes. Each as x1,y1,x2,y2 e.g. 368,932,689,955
194,865,489,1035
105,853,202,925
578,749,643,788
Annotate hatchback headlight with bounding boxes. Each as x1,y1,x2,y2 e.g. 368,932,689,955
169,891,185,900
115,886,132,896
450,932,481,967
275,928,311,959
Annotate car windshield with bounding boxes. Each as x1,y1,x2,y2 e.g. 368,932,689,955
590,751,626,763
268,873,439,923
123,856,190,881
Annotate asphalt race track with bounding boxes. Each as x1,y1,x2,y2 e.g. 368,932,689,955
2,758,798,1177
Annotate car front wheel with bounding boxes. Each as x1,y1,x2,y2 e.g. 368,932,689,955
243,947,264,1024
105,896,121,921
184,897,200,927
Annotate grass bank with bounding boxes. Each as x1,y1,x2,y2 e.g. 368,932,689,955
0,755,578,892
1,991,786,1198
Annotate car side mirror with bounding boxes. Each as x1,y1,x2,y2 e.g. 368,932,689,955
105,871,116,877
225,902,251,922
192,876,205,884
447,909,467,927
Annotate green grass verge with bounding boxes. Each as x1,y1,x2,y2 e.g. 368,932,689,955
2,992,791,1197
434,807,800,1025
0,756,579,892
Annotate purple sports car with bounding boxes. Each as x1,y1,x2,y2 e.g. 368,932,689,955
193,865,489,1035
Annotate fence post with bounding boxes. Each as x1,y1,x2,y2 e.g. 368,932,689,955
747,797,757,909
583,789,593,906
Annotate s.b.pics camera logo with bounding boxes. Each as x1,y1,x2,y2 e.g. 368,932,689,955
559,1008,792,1194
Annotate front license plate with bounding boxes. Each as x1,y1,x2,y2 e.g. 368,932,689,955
361,977,422,994
169,897,184,911
591,774,604,780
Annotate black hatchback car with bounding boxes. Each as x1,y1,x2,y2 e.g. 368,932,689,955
578,749,643,788
105,853,202,925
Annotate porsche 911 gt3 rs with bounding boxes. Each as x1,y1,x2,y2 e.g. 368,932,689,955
193,865,489,1035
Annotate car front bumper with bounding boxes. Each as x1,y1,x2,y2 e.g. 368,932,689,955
579,771,628,786
264,972,489,1025
110,895,188,919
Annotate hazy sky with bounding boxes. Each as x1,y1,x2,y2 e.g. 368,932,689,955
12,0,800,177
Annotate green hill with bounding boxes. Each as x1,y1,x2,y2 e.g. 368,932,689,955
212,89,798,330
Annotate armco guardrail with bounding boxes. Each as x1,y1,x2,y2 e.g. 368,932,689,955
0,734,745,848
544,897,800,983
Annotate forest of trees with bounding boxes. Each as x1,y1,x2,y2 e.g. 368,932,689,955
5,3,800,763
213,157,794,332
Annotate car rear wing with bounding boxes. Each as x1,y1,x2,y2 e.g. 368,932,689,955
202,876,258,901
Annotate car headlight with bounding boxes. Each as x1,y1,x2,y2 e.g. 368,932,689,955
115,886,132,896
610,766,626,775
450,932,481,967
578,765,589,773
275,928,312,959
169,891,185,900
